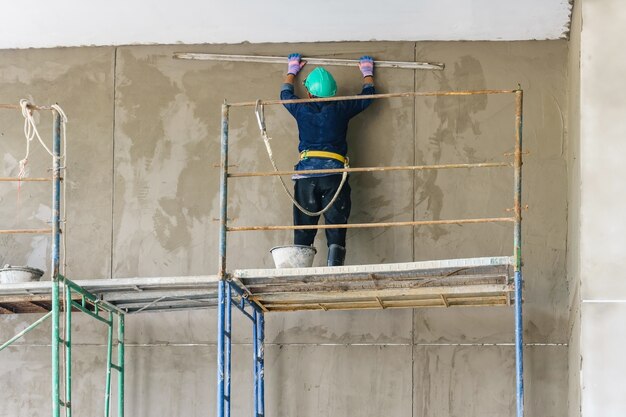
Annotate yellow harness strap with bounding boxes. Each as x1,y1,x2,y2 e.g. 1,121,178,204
300,150,348,165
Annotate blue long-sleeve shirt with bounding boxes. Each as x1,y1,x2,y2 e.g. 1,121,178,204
281,83,375,178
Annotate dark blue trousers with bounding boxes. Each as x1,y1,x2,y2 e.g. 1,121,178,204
293,175,351,248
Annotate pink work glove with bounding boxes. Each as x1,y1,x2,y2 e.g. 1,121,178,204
287,53,306,75
359,55,374,78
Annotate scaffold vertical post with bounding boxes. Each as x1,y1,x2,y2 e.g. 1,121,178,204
104,311,113,417
117,314,125,417
256,312,265,417
513,88,524,417
219,102,230,279
64,284,72,417
217,101,230,417
217,281,226,417
225,283,232,417
252,311,259,417
51,110,62,417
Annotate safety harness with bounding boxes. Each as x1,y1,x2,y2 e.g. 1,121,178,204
255,100,349,217
300,150,348,165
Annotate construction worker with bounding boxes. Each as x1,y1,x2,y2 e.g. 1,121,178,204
281,53,375,266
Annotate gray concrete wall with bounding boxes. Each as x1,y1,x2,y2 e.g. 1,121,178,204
579,0,626,415
567,0,582,415
0,41,569,416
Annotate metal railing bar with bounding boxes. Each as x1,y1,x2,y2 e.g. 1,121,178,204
0,311,53,351
0,177,54,182
0,103,52,111
0,228,53,234
228,217,516,232
228,89,517,107
228,162,510,178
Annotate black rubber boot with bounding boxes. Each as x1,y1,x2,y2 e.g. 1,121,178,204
327,244,346,266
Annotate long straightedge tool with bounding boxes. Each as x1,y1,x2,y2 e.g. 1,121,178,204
173,53,445,71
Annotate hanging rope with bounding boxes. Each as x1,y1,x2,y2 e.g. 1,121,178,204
18,100,69,276
18,100,56,177
254,100,348,217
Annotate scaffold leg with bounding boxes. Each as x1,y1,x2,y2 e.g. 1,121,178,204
217,280,227,417
51,278,61,417
252,310,258,417
253,310,265,417
117,314,125,417
65,284,72,417
256,312,265,417
51,105,62,417
225,282,232,417
515,270,524,417
104,312,113,417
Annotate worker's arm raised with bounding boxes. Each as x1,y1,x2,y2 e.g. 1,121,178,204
281,53,307,116
335,56,376,118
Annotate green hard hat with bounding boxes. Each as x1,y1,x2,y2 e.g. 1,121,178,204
304,67,337,97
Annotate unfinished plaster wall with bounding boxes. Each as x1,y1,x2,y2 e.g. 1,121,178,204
0,41,569,416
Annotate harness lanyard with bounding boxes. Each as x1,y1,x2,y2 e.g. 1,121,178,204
255,100,348,217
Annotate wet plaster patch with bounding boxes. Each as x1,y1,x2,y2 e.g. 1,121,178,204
412,41,569,344
114,48,215,277
414,55,488,242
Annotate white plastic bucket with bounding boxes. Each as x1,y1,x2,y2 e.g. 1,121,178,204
270,245,317,268
0,265,44,284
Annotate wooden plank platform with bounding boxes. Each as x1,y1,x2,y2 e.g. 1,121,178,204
0,257,515,314
0,276,221,314
234,256,515,312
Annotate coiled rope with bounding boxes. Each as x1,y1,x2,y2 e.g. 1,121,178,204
18,100,69,276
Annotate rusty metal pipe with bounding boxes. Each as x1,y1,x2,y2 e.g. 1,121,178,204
0,103,51,111
228,217,515,232
228,162,509,178
513,89,525,417
0,228,53,234
0,177,53,182
218,103,230,280
228,89,516,108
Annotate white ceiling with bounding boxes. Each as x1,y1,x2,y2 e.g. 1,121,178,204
0,0,572,49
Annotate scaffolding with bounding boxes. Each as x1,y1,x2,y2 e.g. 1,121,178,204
0,105,125,417
216,88,525,417
0,87,525,417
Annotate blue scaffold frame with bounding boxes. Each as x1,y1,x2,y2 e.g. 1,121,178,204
0,105,126,417
216,88,524,417
216,280,265,417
